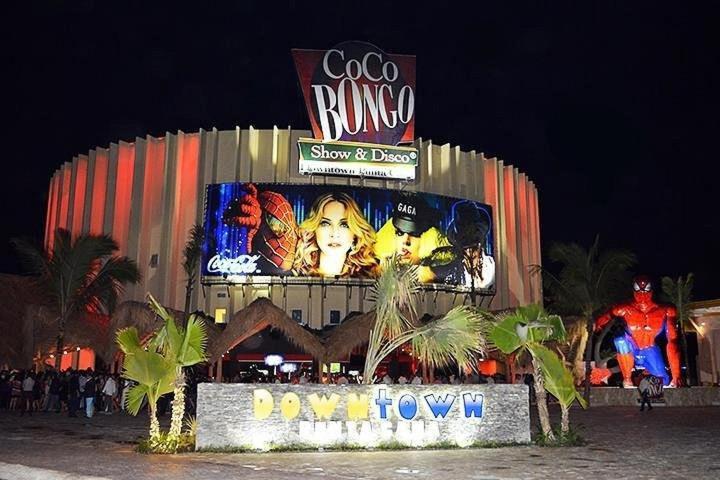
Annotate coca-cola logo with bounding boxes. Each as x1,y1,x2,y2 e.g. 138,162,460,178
293,41,416,146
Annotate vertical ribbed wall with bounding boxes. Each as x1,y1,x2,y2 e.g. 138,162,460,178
44,127,541,313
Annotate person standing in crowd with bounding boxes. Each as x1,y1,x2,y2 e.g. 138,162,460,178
83,373,96,418
102,374,117,414
67,370,79,417
0,371,11,409
20,372,35,416
44,372,61,413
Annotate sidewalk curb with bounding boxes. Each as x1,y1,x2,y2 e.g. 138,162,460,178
0,462,111,480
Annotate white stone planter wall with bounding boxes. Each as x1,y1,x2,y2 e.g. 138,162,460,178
196,383,530,450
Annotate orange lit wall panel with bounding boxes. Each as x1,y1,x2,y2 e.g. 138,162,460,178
517,174,531,300
89,150,108,234
45,174,59,249
112,143,135,254
58,164,72,231
70,156,88,237
170,133,201,307
503,167,521,306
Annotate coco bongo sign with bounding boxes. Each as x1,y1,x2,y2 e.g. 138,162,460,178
292,42,418,180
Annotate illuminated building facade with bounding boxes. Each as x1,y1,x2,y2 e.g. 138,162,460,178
44,126,541,332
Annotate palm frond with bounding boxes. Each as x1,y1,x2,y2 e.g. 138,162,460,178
369,257,419,338
125,383,149,416
182,224,205,279
179,314,208,366
116,327,143,355
411,306,492,371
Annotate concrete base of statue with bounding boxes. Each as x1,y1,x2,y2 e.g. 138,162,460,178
196,383,531,451
589,386,720,407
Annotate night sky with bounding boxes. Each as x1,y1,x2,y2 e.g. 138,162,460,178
2,2,719,298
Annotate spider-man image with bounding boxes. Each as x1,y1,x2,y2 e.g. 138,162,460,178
594,275,681,387
222,184,299,274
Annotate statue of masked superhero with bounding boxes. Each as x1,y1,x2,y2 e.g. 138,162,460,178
594,275,681,387
222,183,298,274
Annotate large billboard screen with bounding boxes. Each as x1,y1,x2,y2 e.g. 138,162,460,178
202,183,495,292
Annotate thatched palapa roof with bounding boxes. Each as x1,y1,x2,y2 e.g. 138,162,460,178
208,297,326,363
107,300,223,361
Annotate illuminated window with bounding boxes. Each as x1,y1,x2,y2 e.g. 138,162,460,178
214,308,227,324
329,310,341,325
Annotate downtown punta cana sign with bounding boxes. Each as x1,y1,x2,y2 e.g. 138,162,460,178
297,138,417,180
196,384,531,450
292,41,418,181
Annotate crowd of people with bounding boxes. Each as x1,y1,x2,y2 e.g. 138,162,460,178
220,367,507,386
0,368,127,418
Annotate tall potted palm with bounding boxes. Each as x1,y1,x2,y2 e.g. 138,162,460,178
661,274,694,386
116,326,175,441
13,228,141,369
181,224,205,318
491,304,587,440
531,236,636,400
146,294,208,439
363,258,492,384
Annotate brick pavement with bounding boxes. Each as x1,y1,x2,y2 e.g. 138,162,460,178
0,406,719,479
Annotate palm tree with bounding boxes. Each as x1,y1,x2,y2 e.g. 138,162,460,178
146,293,208,439
531,236,636,400
363,258,492,384
116,326,175,440
490,304,586,440
661,274,694,386
13,228,141,369
182,224,205,318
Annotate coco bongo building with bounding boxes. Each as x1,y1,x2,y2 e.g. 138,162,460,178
41,42,541,379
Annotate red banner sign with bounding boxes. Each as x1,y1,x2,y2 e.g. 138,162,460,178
292,41,416,146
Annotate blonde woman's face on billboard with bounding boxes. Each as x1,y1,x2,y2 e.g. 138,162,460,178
316,201,354,257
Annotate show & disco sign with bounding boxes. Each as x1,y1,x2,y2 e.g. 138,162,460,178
292,41,418,181
201,183,496,292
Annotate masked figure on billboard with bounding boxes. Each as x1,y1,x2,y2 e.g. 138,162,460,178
374,192,449,282
222,184,299,274
293,192,379,278
436,201,495,290
594,275,681,387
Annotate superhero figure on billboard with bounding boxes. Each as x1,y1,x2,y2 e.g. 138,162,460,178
594,275,681,387
222,184,298,274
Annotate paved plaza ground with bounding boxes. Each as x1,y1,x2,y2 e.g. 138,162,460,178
0,405,719,479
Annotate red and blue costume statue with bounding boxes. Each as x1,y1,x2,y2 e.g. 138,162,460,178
594,275,681,388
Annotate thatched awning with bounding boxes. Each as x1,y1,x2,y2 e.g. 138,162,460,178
208,298,326,363
27,305,110,359
106,300,222,361
322,311,375,362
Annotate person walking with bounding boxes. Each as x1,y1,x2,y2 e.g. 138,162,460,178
20,372,35,416
83,374,97,418
102,375,117,414
44,373,61,413
638,371,662,411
